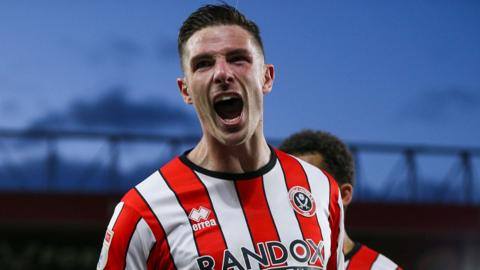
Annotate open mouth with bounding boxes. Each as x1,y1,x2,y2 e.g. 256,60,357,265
214,95,244,120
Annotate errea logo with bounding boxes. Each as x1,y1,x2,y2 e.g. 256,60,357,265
189,206,211,222
189,206,217,232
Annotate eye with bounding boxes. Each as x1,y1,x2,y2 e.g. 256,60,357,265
192,59,214,71
228,55,249,64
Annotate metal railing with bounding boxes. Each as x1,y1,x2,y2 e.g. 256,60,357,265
1,128,479,204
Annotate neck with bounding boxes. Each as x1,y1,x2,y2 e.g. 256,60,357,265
343,233,355,255
187,131,271,174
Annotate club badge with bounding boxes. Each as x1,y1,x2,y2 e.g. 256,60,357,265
288,186,316,217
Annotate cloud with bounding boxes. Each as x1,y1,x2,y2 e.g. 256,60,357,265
84,37,145,68
29,85,199,133
110,38,144,64
155,34,178,63
111,38,143,56
1,100,19,115
400,87,480,121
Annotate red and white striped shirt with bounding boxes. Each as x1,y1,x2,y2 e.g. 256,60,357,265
345,243,402,270
97,148,345,269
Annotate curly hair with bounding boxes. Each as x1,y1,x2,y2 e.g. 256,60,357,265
279,130,355,186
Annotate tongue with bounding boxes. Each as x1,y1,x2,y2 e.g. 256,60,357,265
214,99,243,120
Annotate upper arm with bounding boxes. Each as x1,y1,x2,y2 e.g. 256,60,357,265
97,202,156,270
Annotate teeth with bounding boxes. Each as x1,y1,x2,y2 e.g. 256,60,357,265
217,95,236,102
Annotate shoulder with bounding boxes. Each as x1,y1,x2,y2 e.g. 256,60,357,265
374,251,402,270
122,155,184,208
120,156,191,223
351,244,402,270
274,148,341,209
121,171,162,212
117,162,177,229
274,148,333,184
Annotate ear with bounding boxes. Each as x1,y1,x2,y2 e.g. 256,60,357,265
340,183,353,207
262,64,275,94
177,78,192,104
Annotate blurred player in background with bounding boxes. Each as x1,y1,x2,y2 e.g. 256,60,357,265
98,5,345,270
280,130,403,270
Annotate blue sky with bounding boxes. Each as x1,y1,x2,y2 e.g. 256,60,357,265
1,0,480,147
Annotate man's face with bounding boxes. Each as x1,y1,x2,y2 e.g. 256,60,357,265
178,25,274,146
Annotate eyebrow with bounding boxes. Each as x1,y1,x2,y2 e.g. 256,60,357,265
190,53,212,64
226,48,251,57
189,48,253,67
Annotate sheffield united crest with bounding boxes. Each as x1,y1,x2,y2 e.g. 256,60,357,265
288,186,316,217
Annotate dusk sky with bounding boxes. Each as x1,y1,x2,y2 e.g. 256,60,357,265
1,0,480,147
2,4,478,268
2,4,479,269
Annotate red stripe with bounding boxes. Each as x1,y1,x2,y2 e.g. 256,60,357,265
235,177,281,268
275,149,324,268
146,242,161,270
347,245,378,270
324,171,341,270
122,188,176,270
104,204,140,269
160,158,227,267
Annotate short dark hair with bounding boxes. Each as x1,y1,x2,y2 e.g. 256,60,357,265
279,130,355,186
178,4,264,65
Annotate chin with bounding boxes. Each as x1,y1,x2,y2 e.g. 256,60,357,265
216,130,250,146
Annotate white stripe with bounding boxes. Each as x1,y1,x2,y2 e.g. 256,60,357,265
196,172,255,269
107,202,124,230
263,160,306,266
372,254,398,270
298,159,331,259
336,188,345,270
135,171,199,270
297,157,345,269
344,259,350,269
125,218,156,270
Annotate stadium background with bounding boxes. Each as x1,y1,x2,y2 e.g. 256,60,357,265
1,1,479,269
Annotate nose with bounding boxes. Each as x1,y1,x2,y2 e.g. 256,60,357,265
213,59,234,85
